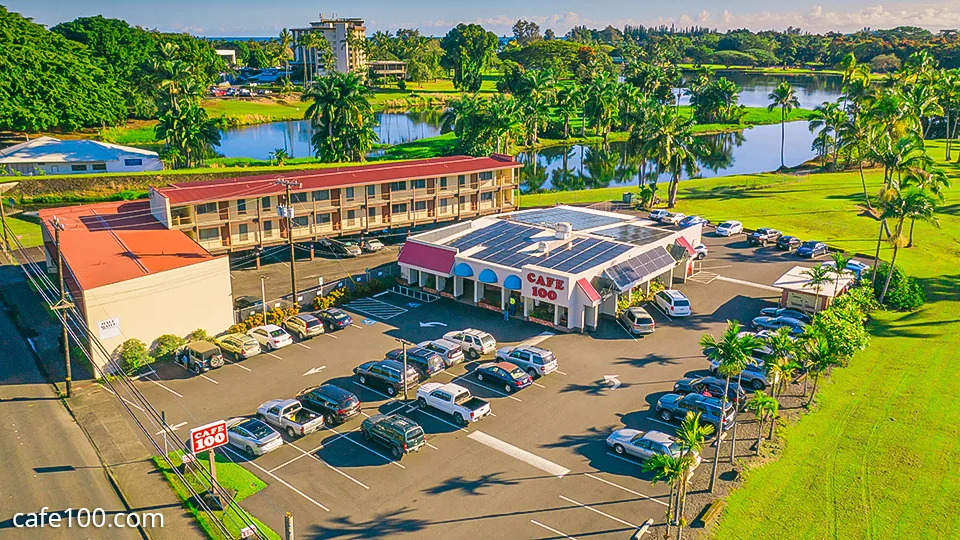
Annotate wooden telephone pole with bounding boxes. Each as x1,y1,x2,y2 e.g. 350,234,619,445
276,179,302,306
50,217,74,398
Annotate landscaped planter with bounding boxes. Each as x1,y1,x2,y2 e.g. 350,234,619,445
477,301,503,313
526,316,574,333
423,287,439,295
440,291,456,299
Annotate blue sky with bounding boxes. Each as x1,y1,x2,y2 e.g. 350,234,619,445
9,0,960,36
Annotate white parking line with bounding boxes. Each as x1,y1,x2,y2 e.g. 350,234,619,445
326,426,405,469
531,520,578,539
289,442,370,489
266,352,282,359
296,342,311,349
714,275,781,293
452,374,522,402
521,331,556,347
222,357,252,372
468,431,569,478
223,446,330,511
559,495,638,529
350,324,363,329
555,370,568,376
344,298,408,320
322,333,338,339
652,303,673,321
99,385,146,412
585,473,669,507
616,320,639,342
647,418,679,430
145,376,183,398
200,374,219,384
532,382,546,388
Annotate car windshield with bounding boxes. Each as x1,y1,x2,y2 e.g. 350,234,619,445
721,222,735,227
269,329,286,338
507,367,527,380
241,420,273,439
801,241,819,248
673,299,690,307
667,442,682,456
481,336,495,347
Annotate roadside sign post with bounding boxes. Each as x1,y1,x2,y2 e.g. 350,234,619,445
189,420,228,497
394,338,415,402
284,512,294,540
209,448,217,483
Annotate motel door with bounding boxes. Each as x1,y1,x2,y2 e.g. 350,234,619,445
785,291,817,313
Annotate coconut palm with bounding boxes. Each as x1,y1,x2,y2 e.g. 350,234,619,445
768,81,801,169
802,264,832,317
585,73,620,143
269,147,290,166
643,453,685,538
902,165,950,246
803,337,841,406
764,327,799,400
519,70,556,145
555,84,582,139
303,71,378,162
827,251,853,299
837,113,874,210
672,412,714,537
639,107,700,208
278,28,293,82
878,188,939,303
808,101,847,169
699,321,762,492
746,390,779,453
939,70,960,160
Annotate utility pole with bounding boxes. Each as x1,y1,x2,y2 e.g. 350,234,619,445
276,179,302,307
260,275,269,321
50,217,74,398
0,198,9,252
394,337,414,401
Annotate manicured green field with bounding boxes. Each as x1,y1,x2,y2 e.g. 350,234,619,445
4,214,43,247
201,98,307,123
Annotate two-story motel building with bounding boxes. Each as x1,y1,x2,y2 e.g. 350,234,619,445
148,155,521,255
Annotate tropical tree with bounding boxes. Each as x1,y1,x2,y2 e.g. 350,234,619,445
269,147,290,166
699,321,762,492
746,390,779,452
638,106,700,208
302,72,378,162
902,164,950,246
278,28,293,82
764,327,799,400
555,84,582,139
440,23,498,92
878,188,939,303
826,251,853,299
802,264,833,317
518,70,556,144
672,412,715,537
643,453,685,538
768,81,801,169
584,72,619,143
808,101,846,168
803,336,841,406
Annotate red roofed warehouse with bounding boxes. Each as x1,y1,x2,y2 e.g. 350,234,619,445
38,201,233,370
148,155,521,255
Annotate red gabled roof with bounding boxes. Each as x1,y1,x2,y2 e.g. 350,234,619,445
576,277,602,304
675,236,696,256
156,155,520,205
37,201,217,290
398,241,457,277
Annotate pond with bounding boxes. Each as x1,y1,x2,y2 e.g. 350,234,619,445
216,111,444,160
678,71,845,109
515,121,817,193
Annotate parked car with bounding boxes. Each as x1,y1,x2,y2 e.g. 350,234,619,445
758,307,811,323
443,329,497,359
694,243,708,260
619,306,656,335
360,414,426,460
752,316,808,335
247,325,293,351
673,376,747,408
385,347,445,379
796,241,829,258
213,333,260,360
495,345,559,377
317,238,361,257
354,360,420,397
709,359,768,390
649,209,670,222
256,399,325,439
418,339,465,368
776,235,803,251
822,259,871,280
656,393,737,431
296,384,362,425
679,215,709,228
606,429,700,467
360,238,385,252
283,313,325,340
654,289,692,317
715,220,743,236
226,417,283,457
178,341,225,373
315,308,353,331
747,228,782,246
416,382,491,425
234,295,262,309
662,212,686,226
474,361,533,393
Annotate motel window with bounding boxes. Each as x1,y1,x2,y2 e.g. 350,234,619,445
290,192,307,204
292,216,308,227
345,187,355,199
124,158,143,167
238,223,249,241
196,202,217,214
479,171,493,181
440,198,448,208
415,201,427,211
412,179,426,189
368,207,377,217
312,190,330,201
198,228,219,241
392,203,407,214
439,177,448,188
237,199,247,214
481,192,493,201
389,181,406,191
71,165,88,172
261,196,271,210
367,185,377,196
316,213,331,225
263,220,273,232
92,163,107,171
458,175,466,185
459,196,466,204
346,210,356,220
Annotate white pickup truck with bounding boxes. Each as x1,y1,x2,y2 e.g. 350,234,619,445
416,382,491,426
257,399,325,438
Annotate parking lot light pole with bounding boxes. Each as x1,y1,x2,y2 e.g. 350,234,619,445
395,338,415,401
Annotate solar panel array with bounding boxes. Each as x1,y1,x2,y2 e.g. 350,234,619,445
602,246,676,290
507,207,628,231
593,224,673,245
446,220,541,251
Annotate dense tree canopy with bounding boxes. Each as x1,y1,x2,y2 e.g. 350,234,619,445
440,23,498,92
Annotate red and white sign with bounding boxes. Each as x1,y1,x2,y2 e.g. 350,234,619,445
240,525,257,538
525,272,566,302
189,420,228,454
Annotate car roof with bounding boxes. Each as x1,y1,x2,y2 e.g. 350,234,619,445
663,289,688,299
430,338,459,349
295,313,318,321
626,306,652,316
257,324,282,331
316,384,354,399
185,341,219,354
379,359,410,370
642,431,675,445
516,344,552,354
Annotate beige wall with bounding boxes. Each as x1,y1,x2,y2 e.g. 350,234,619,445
82,256,233,371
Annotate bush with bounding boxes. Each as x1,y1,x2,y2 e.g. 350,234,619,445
118,338,153,374
152,334,186,361
228,306,299,334
186,328,209,342
866,262,926,311
314,287,348,310
616,279,665,314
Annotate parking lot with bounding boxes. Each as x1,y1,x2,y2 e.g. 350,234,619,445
130,229,825,539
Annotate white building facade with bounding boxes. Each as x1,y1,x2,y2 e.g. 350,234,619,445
0,137,162,176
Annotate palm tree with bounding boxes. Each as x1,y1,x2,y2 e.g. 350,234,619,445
639,107,699,208
802,264,832,317
303,72,378,162
808,101,846,169
768,81,801,170
269,148,290,166
764,327,798,400
837,113,874,210
486,95,524,153
939,70,960,160
520,70,556,145
699,321,762,492
585,73,619,143
803,337,840,406
826,251,853,299
746,391,779,453
642,453,685,538
902,164,950,247
672,412,714,537
878,188,939,303
555,85,581,139
278,29,293,83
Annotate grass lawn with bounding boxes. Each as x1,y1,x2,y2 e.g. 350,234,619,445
5,214,43,247
201,98,307,124
154,451,280,540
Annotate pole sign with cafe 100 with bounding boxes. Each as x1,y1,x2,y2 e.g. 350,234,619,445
189,420,228,454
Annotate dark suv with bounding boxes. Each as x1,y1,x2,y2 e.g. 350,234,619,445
656,393,737,430
673,376,747,408
296,384,362,425
354,360,420,397
360,414,426,459
747,228,782,246
385,347,445,379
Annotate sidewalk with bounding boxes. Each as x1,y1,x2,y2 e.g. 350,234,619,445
0,260,203,540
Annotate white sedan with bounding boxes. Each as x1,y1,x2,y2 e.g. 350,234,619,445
715,220,743,236
247,324,293,351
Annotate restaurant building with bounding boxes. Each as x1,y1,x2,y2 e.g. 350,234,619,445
397,206,703,332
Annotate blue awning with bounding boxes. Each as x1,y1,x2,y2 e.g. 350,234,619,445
503,274,523,290
478,268,498,284
454,262,474,277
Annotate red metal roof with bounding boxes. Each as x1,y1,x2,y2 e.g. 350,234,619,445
156,155,520,205
576,277,602,304
675,236,696,256
37,201,218,291
398,241,457,277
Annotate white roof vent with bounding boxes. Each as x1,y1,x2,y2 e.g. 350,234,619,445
554,222,573,240
538,241,550,255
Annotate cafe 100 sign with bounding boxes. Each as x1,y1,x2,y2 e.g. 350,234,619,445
526,272,566,302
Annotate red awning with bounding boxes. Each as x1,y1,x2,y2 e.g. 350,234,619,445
675,236,696,256
398,241,457,276
576,277,602,305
